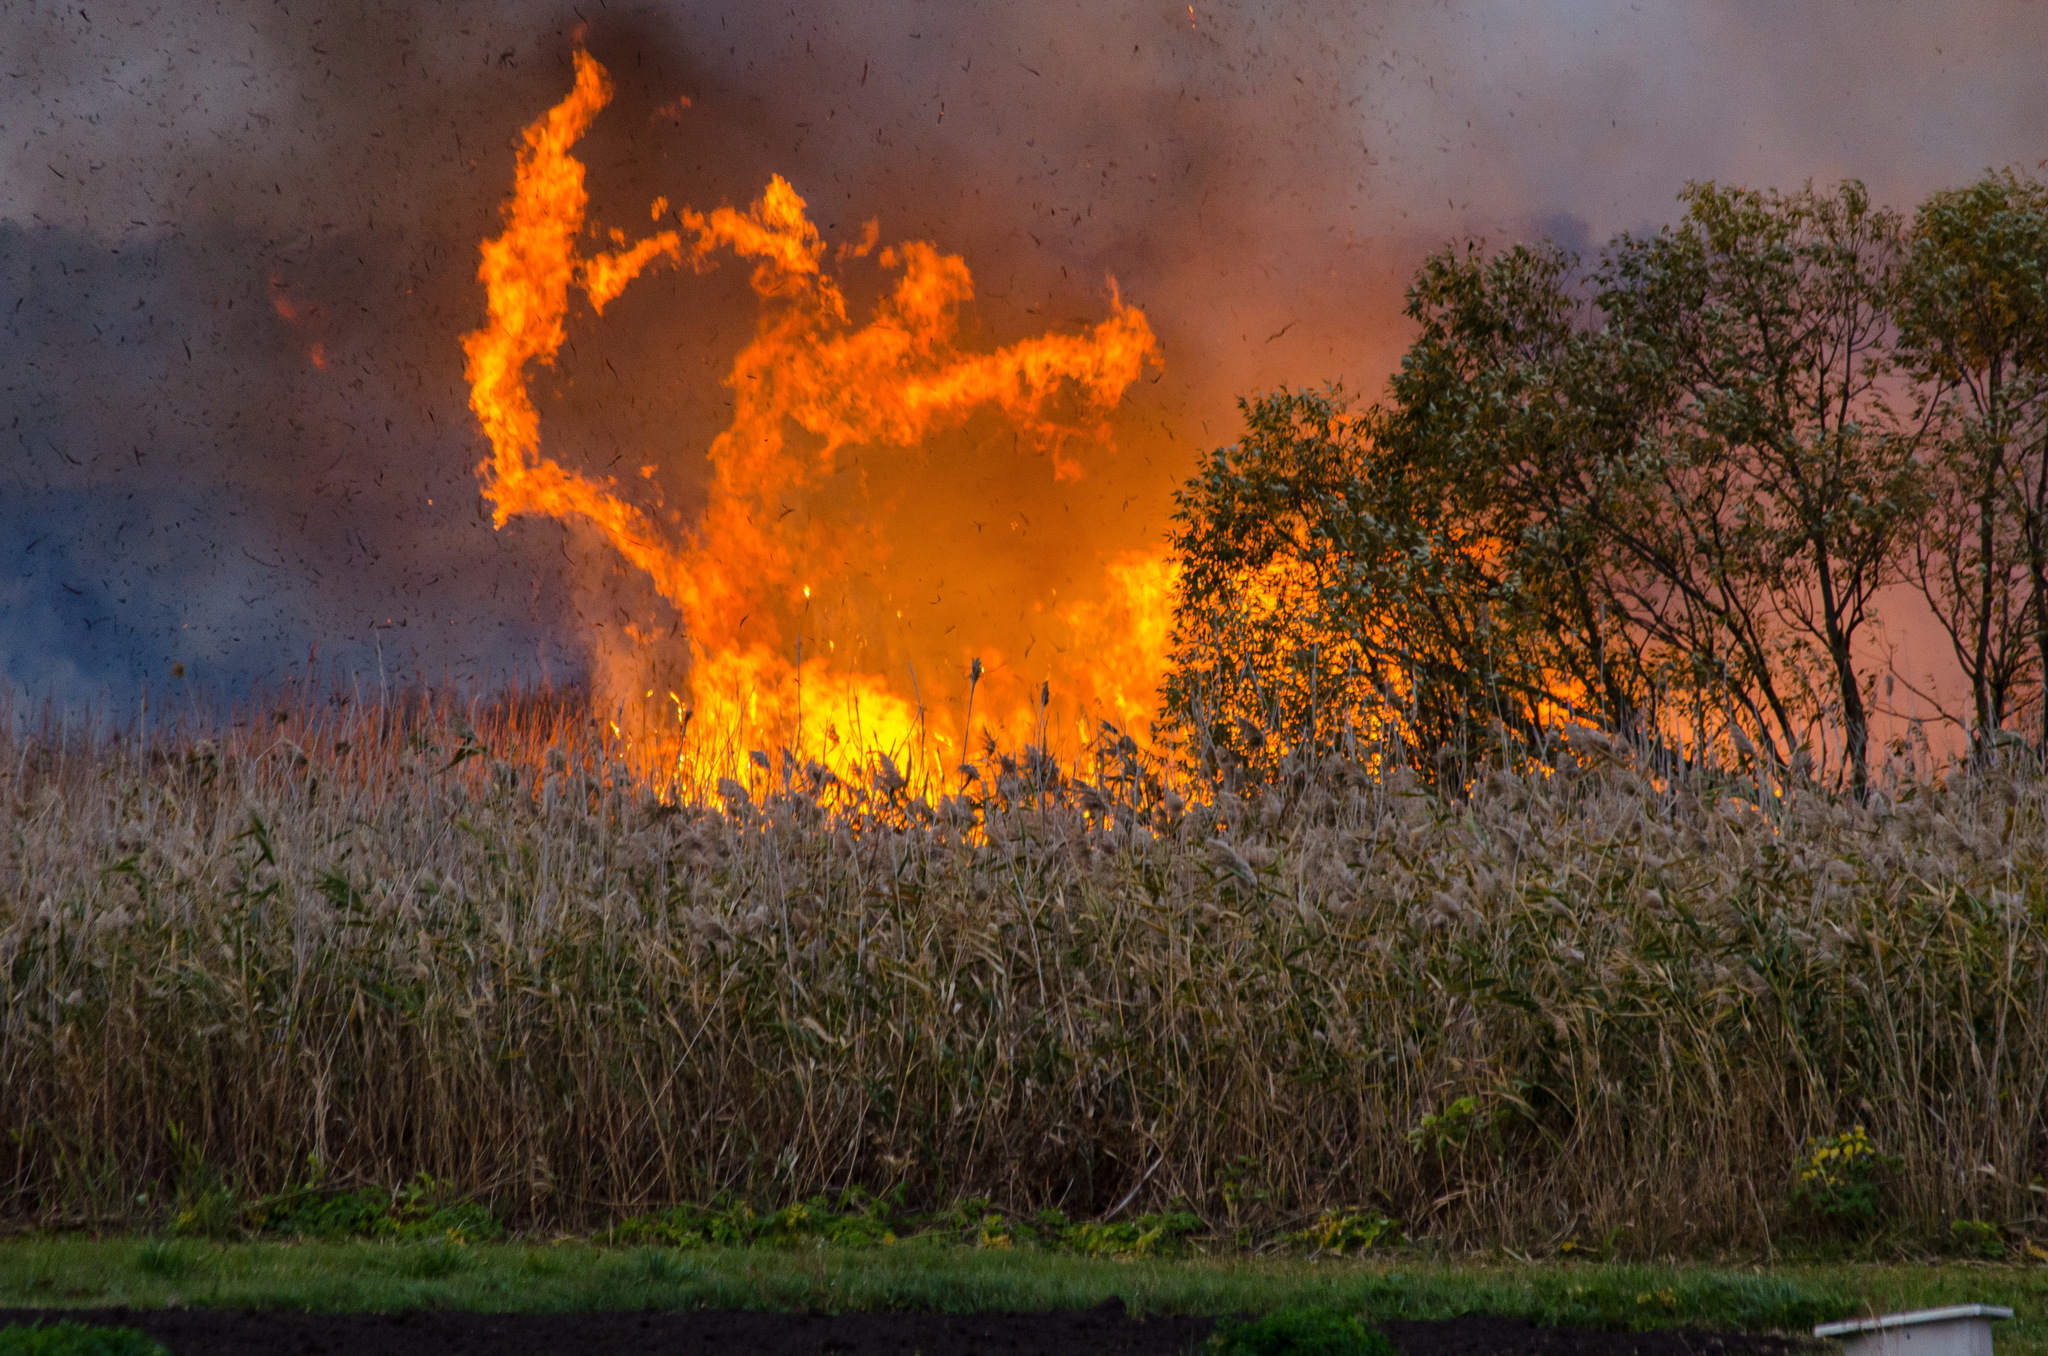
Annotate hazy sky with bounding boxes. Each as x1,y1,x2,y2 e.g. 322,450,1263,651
2,0,2042,709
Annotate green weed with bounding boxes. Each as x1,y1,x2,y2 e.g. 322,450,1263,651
1949,1219,2006,1259
1057,1212,1205,1259
257,1174,504,1243
0,1325,166,1356
1298,1212,1401,1257
1790,1127,1898,1234
1207,1308,1392,1356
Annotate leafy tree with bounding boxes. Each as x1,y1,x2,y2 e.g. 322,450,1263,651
1894,169,2048,757
1165,386,1438,779
1165,247,1650,781
1594,181,1925,793
1170,182,1933,791
1369,243,1657,743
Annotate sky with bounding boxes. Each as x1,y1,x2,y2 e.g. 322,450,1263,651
2,0,2043,713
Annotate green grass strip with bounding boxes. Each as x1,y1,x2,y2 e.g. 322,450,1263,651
0,1323,167,1356
2,1241,2046,1354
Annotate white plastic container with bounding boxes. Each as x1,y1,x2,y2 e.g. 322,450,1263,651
1815,1305,2014,1356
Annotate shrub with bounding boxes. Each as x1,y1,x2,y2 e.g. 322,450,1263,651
1949,1218,2005,1258
1789,1127,1898,1232
258,1175,504,1242
1056,1211,1204,1259
610,1189,904,1249
0,1325,167,1356
1207,1308,1393,1356
1298,1211,1401,1256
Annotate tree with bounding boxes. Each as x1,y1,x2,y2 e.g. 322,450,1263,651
1894,169,2048,757
1165,247,1649,781
1169,181,1952,794
1165,386,1448,780
1359,242,1657,745
1594,181,1924,792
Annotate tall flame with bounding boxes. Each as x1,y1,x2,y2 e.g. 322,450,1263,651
463,52,1170,787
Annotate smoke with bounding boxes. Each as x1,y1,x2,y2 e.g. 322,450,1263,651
3,0,2042,709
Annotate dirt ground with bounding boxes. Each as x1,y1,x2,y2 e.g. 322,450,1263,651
0,1305,1823,1356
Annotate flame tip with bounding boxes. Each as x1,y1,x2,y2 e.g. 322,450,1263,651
462,50,1169,781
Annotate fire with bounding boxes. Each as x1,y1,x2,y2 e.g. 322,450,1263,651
463,51,1168,789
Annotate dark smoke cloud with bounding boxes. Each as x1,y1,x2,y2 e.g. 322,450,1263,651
2,0,2042,707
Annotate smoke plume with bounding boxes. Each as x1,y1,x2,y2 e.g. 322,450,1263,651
3,1,2042,713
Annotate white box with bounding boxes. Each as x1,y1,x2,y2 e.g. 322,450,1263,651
1815,1305,2014,1356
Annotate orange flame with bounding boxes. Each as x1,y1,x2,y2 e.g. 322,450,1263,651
462,52,1167,788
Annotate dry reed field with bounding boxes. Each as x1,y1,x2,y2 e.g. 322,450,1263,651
3,690,2046,1255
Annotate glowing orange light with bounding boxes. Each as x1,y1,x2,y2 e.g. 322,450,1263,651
462,52,1167,789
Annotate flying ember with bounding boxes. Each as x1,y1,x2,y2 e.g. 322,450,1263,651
462,51,1172,789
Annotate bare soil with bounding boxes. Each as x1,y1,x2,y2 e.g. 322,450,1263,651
0,1306,1823,1356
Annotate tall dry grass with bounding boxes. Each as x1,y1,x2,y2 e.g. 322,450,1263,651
2,688,2046,1252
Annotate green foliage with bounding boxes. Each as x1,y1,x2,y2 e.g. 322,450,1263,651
1409,1096,1492,1154
1895,169,2048,754
0,1325,166,1356
1057,1212,1205,1259
1297,1211,1401,1256
609,1189,905,1249
1598,180,1922,791
1949,1219,2006,1259
1790,1127,1898,1232
626,1246,700,1285
394,1238,475,1279
1554,1226,1629,1261
1206,1307,1393,1356
129,1241,188,1278
255,1174,504,1243
1898,169,2048,390
0,1240,1881,1335
609,1193,1203,1259
1168,173,2048,788
166,1187,243,1240
162,1119,241,1241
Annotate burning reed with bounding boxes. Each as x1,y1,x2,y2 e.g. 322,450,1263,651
3,691,2047,1253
